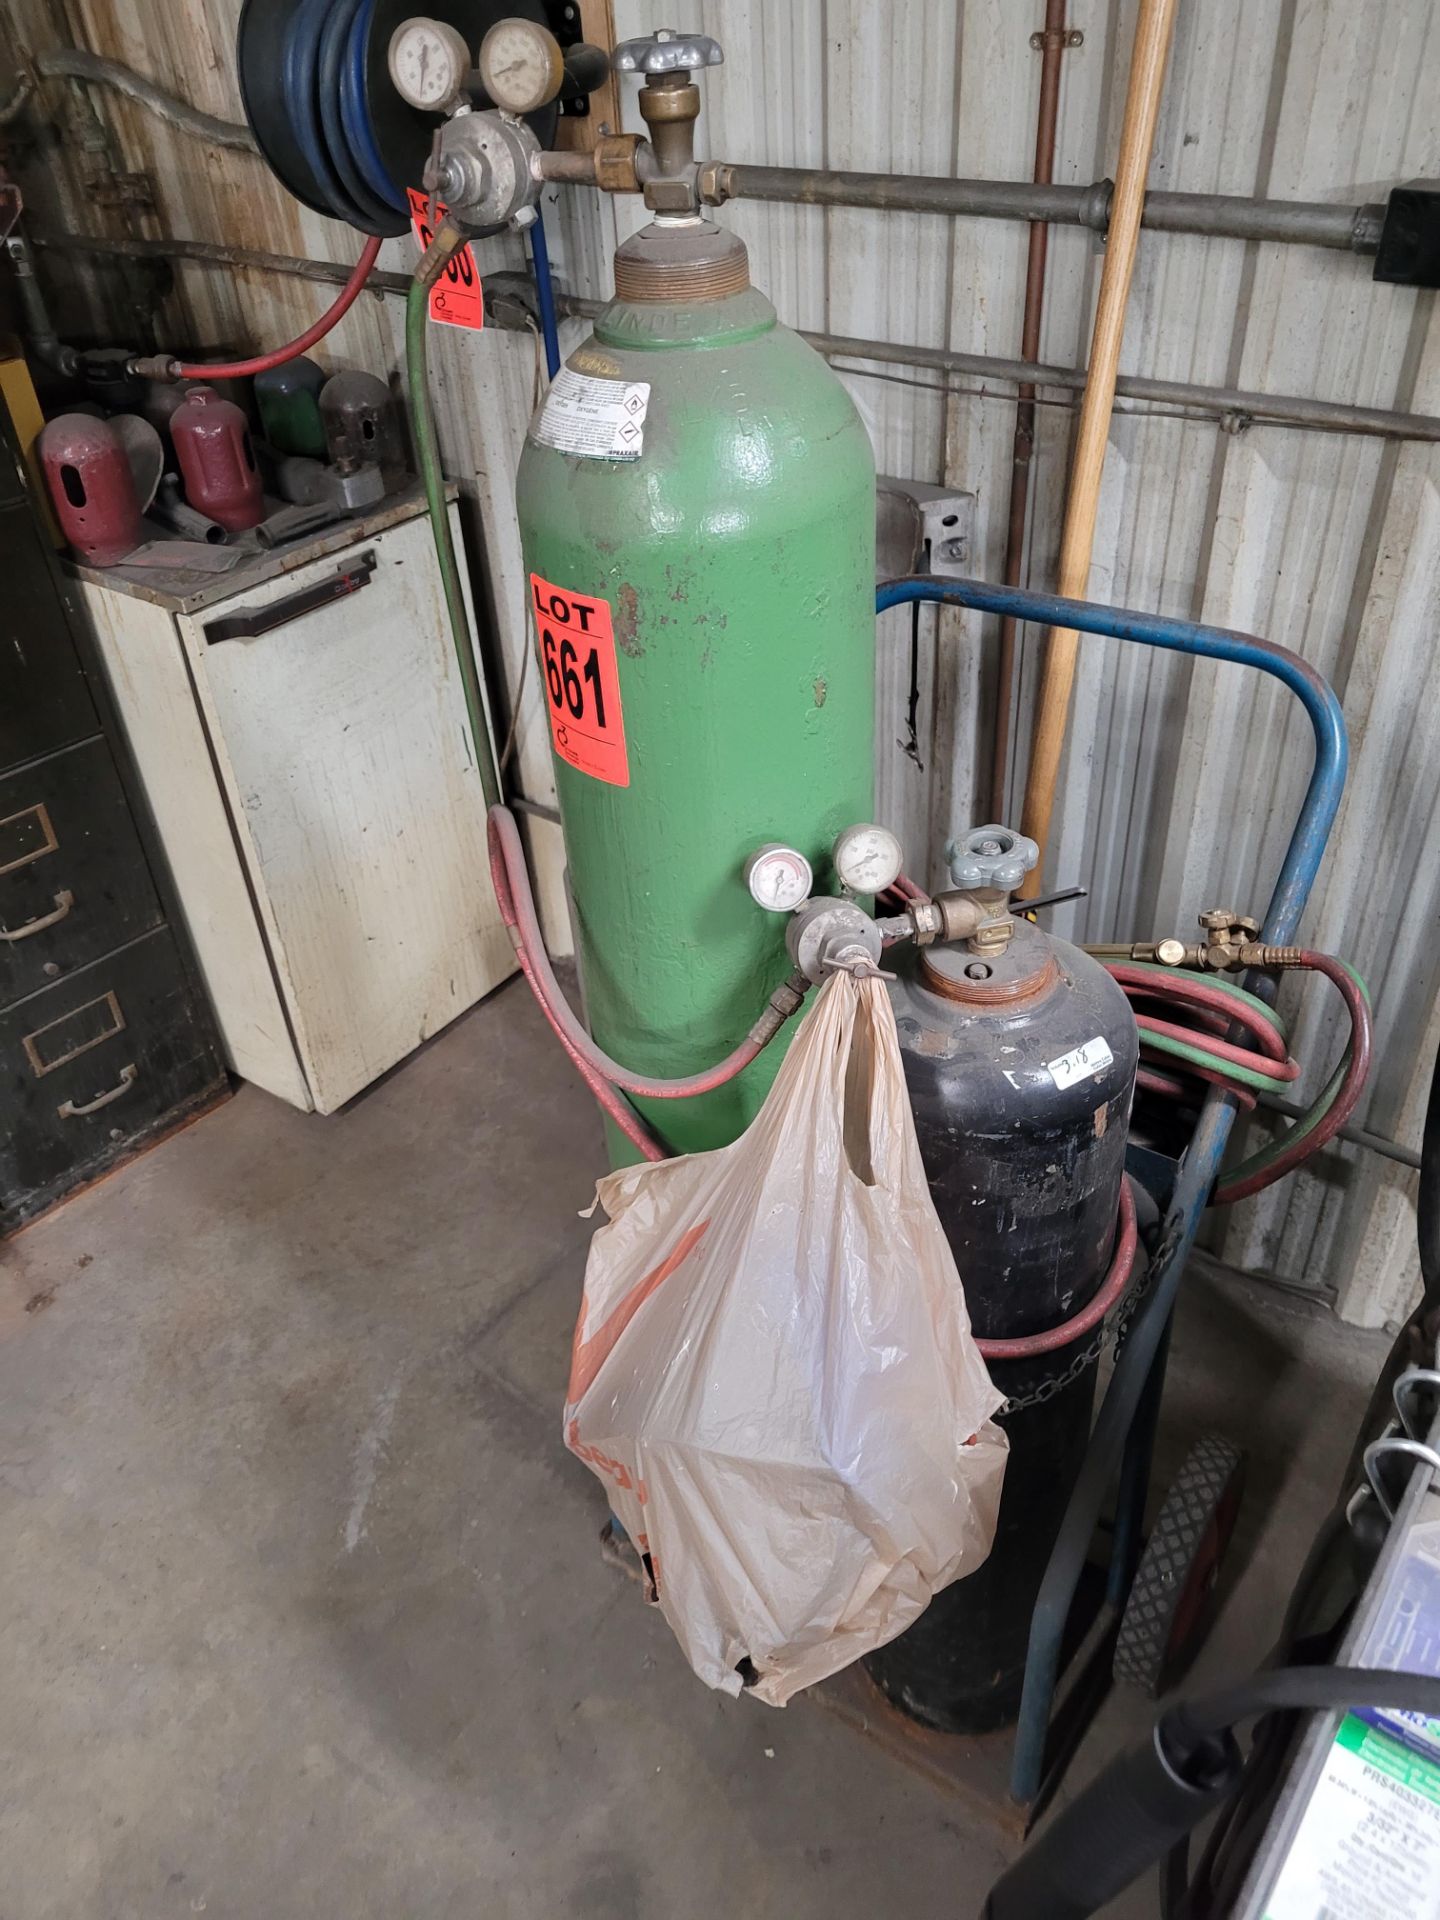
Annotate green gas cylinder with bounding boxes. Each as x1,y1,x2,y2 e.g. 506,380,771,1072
515,216,875,1158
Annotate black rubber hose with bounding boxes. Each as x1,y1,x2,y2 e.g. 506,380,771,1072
1172,1662,1440,1741
983,1667,1440,1920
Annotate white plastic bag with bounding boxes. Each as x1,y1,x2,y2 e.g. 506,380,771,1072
563,970,1008,1705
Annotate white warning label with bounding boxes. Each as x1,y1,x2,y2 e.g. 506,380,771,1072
1046,1035,1115,1090
531,368,651,461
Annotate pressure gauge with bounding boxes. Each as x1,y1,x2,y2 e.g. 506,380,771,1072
744,843,813,914
388,17,472,112
832,823,904,896
479,17,565,115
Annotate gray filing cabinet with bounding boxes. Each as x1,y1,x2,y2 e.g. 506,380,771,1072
1,411,227,1231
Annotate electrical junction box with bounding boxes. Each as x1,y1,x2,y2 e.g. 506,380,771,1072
1373,180,1440,288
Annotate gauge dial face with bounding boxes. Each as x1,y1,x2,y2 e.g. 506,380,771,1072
479,19,564,115
744,844,813,913
832,823,903,896
388,17,471,111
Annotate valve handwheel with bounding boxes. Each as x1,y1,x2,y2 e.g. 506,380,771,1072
610,27,724,74
1113,1432,1247,1697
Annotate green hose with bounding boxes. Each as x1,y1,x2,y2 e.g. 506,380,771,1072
1122,960,1295,1091
1119,960,1288,1034
406,228,501,811
1140,1027,1295,1094
1125,956,1373,1191
1223,959,1371,1187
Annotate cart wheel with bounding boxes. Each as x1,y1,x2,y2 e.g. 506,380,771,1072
1113,1432,1246,1697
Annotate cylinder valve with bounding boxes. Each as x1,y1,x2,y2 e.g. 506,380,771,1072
612,28,723,215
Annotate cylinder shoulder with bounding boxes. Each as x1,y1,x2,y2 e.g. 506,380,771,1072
890,933,1139,1124
518,318,879,537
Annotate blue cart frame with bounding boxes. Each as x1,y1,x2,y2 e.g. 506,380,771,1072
875,577,1348,1815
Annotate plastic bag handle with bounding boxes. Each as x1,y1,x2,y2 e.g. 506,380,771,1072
847,977,928,1196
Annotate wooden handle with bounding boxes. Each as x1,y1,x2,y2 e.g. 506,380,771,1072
1019,0,1179,891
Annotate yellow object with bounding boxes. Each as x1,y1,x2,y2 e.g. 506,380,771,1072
0,338,62,544
1019,0,1178,890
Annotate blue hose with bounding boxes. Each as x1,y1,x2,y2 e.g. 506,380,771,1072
874,575,1346,942
528,206,562,380
872,576,1349,1808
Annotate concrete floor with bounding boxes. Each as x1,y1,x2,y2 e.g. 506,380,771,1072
0,976,1392,1920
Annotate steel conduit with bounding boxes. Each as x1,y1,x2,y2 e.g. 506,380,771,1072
710,163,1386,255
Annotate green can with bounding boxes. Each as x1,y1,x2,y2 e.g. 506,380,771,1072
515,218,875,1159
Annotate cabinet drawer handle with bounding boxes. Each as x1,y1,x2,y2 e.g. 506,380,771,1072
57,1061,137,1118
204,552,377,643
0,888,75,942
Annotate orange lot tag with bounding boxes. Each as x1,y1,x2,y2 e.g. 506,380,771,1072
406,188,484,331
530,574,630,788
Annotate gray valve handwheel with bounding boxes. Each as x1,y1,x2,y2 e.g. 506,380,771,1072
947,824,1040,892
612,28,723,73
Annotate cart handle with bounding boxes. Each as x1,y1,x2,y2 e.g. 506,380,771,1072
875,576,1347,945
877,575,1349,1811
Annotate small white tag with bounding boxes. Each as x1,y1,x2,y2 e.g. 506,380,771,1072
532,368,651,461
1046,1036,1114,1089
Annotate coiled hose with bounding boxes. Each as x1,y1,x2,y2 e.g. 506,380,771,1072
1110,957,1373,1205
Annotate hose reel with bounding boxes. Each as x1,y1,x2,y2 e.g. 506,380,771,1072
236,0,584,235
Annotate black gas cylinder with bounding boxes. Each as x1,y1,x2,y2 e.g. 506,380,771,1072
864,917,1138,1734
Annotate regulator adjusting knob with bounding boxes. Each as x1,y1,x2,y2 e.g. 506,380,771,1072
611,28,724,74
947,825,1040,892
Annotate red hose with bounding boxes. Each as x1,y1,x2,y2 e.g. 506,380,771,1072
170,235,383,380
1133,1010,1300,1081
488,804,794,1102
1213,951,1373,1205
1107,963,1288,1060
1138,1062,1257,1112
974,1177,1139,1361
511,945,666,1163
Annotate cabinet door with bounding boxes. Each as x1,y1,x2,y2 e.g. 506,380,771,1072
179,512,514,1112
0,737,164,1007
0,501,97,768
0,927,226,1226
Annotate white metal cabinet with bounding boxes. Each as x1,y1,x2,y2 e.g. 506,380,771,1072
77,495,514,1113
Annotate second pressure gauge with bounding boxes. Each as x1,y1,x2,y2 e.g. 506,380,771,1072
388,17,472,111
832,823,904,897
744,844,813,914
479,18,565,115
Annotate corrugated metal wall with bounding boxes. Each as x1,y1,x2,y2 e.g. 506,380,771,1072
10,0,1439,1323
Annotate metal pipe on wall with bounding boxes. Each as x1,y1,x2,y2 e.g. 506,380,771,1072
28,48,257,151
992,0,1070,824
559,291,1440,441
34,234,1440,444
708,164,1387,256
804,326,1440,440
8,43,1390,256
